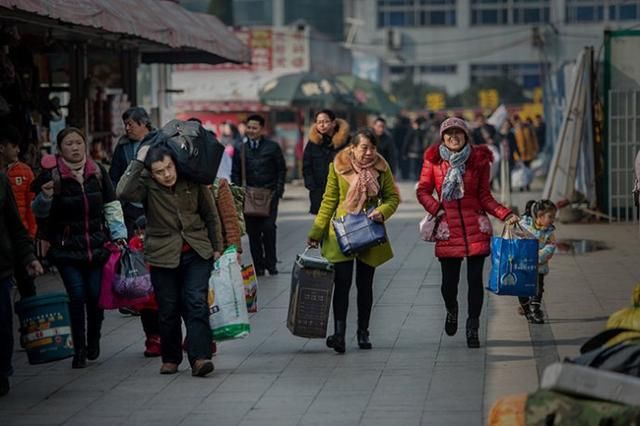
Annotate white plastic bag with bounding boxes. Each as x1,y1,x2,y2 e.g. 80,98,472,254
511,162,533,189
208,246,250,341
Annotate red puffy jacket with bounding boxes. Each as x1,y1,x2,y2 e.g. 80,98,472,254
7,161,36,237
417,144,511,258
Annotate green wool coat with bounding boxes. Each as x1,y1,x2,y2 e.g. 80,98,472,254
307,150,400,267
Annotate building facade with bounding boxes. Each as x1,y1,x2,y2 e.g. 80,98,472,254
344,0,640,95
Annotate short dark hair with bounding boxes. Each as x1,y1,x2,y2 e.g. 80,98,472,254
56,127,86,148
187,117,202,125
0,124,21,146
352,128,379,147
314,109,336,122
246,114,265,127
373,117,386,125
144,145,175,170
122,107,152,130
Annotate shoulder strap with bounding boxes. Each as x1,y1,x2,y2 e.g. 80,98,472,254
240,141,247,187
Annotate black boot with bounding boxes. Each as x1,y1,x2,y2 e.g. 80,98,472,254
466,318,480,348
528,302,544,324
357,329,372,350
72,349,87,369
444,303,458,336
86,310,103,361
326,320,346,353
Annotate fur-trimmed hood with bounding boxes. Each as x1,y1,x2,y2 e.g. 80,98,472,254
424,143,494,168
333,148,388,176
308,118,350,149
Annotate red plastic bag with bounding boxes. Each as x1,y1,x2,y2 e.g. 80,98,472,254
99,242,153,310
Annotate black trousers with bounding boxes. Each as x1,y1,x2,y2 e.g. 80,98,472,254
439,256,486,320
150,250,212,365
245,200,279,271
332,259,376,329
518,274,545,307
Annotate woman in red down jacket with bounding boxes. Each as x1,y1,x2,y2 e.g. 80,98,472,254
417,117,518,348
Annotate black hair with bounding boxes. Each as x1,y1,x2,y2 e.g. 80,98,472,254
187,117,203,125
246,114,265,127
122,107,152,130
0,124,21,146
314,109,336,122
373,117,386,125
56,127,86,147
524,199,557,218
351,127,379,147
144,145,176,171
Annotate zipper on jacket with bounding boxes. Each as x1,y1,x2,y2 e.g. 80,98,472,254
81,185,93,262
457,199,470,256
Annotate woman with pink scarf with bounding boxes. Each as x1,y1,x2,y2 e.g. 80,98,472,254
307,128,399,353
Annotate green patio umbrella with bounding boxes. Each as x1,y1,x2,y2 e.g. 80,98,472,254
336,75,401,115
259,72,358,108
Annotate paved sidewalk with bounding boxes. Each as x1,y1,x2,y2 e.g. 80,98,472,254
1,181,638,426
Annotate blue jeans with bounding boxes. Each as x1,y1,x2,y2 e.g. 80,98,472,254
150,250,212,365
57,263,104,353
0,277,13,377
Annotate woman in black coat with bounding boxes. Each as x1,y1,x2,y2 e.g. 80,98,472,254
302,110,350,214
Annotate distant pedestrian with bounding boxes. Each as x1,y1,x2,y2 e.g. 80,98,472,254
372,117,397,175
517,200,557,324
402,117,427,181
513,115,538,167
417,117,518,348
471,113,497,146
303,110,350,214
0,172,43,397
307,128,400,353
117,143,223,377
232,114,287,276
32,127,127,368
391,115,411,180
534,114,546,153
0,125,37,299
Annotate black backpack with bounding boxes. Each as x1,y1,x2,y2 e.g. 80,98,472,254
159,120,225,185
567,328,640,377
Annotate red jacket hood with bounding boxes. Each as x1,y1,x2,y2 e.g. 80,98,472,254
424,144,494,169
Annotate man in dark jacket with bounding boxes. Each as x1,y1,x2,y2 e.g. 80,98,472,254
0,172,43,397
302,111,350,214
471,113,496,145
109,107,152,237
231,115,286,276
372,117,397,175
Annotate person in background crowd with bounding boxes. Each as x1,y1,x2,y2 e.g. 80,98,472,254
110,107,152,237
402,116,427,181
392,115,411,181
0,172,43,397
417,117,518,348
117,144,223,377
32,127,127,368
471,113,497,146
513,115,538,168
0,125,37,299
372,117,397,175
534,114,546,153
303,110,350,214
423,112,442,149
496,119,519,190
307,128,399,353
231,115,287,276
219,122,242,182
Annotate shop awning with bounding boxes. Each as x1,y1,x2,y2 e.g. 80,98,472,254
0,0,250,65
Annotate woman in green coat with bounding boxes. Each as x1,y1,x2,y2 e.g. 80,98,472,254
307,128,400,353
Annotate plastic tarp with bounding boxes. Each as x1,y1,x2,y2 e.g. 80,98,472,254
0,0,250,64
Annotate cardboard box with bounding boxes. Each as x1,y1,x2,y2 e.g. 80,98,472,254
541,362,640,406
287,252,334,338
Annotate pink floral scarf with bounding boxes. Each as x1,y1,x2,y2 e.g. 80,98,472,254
344,155,380,213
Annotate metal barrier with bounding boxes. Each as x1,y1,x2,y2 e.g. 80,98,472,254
608,90,640,222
